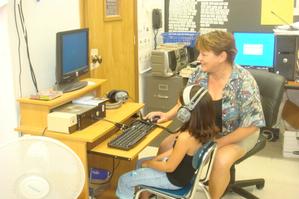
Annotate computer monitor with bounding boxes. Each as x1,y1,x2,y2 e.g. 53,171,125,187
234,32,275,69
56,28,89,93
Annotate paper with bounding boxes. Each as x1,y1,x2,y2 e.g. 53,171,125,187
261,0,294,25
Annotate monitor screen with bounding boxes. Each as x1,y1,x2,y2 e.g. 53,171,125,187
56,28,89,92
234,32,275,68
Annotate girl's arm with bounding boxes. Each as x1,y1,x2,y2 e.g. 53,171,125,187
142,133,190,172
152,148,173,161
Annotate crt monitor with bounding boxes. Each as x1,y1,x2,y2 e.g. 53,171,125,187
234,32,275,69
56,28,89,93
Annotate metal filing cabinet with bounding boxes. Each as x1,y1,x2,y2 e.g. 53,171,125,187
142,71,187,114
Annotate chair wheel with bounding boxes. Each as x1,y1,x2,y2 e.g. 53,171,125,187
256,182,265,189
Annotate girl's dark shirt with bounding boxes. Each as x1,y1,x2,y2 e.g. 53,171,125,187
213,99,222,132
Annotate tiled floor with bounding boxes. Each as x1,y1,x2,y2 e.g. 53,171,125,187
139,135,299,199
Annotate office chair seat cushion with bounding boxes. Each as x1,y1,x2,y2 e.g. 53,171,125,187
236,133,266,164
137,183,192,198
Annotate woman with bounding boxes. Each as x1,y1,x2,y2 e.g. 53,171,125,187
116,85,218,199
146,30,265,199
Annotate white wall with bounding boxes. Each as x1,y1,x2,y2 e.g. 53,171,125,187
0,3,18,144
10,0,80,97
0,0,80,145
137,0,164,104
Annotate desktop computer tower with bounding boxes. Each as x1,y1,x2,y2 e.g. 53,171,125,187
275,35,299,81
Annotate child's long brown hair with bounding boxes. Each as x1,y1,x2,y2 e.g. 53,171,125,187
179,85,219,144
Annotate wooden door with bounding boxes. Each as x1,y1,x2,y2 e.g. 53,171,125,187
80,0,138,101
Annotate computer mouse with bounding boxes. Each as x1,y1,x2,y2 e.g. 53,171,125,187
151,116,161,123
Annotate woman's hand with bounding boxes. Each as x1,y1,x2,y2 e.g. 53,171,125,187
145,111,169,123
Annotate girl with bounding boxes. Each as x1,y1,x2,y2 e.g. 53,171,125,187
116,85,219,199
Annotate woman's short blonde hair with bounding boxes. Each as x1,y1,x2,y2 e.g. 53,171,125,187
196,30,237,64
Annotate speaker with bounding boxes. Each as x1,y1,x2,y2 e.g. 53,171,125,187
275,35,299,81
176,85,208,123
152,9,162,29
107,90,128,103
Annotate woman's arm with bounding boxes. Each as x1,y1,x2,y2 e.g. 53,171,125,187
142,133,190,172
145,100,181,123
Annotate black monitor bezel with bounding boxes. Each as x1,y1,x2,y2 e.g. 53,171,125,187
56,28,89,85
233,31,275,70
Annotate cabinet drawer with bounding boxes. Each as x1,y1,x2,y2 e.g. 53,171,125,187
143,74,187,113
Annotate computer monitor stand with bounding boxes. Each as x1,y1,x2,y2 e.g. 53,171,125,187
55,79,88,93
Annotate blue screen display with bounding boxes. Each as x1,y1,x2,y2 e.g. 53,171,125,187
62,31,88,74
234,32,275,68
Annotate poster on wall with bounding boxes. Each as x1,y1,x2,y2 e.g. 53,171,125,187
166,0,297,33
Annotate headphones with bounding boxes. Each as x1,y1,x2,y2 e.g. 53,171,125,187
176,85,208,123
107,90,128,103
106,90,129,109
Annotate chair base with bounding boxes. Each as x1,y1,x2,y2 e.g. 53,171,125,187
227,178,265,199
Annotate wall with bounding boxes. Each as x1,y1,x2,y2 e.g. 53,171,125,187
10,0,80,97
0,0,80,145
0,3,18,144
137,0,164,104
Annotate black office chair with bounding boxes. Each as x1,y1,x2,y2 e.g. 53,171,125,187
226,69,285,199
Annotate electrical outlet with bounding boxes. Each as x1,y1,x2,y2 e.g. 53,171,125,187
90,48,101,70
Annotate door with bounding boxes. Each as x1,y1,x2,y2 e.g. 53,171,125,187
80,0,138,101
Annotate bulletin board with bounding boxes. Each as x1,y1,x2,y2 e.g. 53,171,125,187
165,0,296,34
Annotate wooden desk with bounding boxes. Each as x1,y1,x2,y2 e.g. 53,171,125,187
16,79,168,199
285,81,299,90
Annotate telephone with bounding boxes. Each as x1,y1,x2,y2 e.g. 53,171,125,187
152,9,162,29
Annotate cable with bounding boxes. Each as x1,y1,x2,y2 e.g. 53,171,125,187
154,29,159,49
14,0,23,97
102,118,129,130
110,157,120,180
41,127,47,136
18,0,39,93
138,112,178,134
153,123,178,134
89,157,120,186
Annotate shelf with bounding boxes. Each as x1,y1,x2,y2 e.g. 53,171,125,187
17,102,144,143
17,78,107,108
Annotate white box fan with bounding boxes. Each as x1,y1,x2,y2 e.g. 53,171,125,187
0,136,85,199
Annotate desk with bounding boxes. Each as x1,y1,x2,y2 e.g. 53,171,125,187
285,81,299,90
16,79,170,199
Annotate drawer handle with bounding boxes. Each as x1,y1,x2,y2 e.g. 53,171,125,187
158,84,169,91
155,94,169,99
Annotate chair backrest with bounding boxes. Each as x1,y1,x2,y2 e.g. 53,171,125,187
247,69,285,127
189,141,217,198
134,141,217,199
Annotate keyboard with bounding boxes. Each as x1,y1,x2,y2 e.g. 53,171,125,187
108,119,156,150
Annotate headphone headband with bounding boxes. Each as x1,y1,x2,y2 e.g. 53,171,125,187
183,85,208,111
177,85,208,123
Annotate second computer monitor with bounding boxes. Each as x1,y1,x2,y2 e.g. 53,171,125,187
234,32,275,69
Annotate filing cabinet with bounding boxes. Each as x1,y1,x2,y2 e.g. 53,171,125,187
142,71,187,114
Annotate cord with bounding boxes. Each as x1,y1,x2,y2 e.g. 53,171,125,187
153,123,178,134
41,127,47,136
89,157,120,187
14,0,23,97
138,112,178,134
17,0,39,93
102,118,129,130
154,29,159,49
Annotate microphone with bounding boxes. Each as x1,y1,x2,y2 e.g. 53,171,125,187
271,11,297,30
